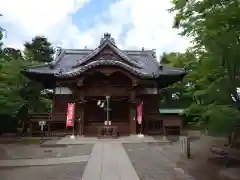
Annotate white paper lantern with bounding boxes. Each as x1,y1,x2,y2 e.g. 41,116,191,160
100,102,104,108
97,100,101,106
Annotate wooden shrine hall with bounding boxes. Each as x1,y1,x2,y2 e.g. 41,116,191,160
23,33,186,137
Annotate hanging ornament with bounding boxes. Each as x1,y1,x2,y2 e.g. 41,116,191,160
97,100,101,106
100,102,105,108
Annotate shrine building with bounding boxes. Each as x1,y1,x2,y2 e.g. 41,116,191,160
23,33,186,137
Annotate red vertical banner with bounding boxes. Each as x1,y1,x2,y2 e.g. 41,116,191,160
66,103,75,127
137,102,143,125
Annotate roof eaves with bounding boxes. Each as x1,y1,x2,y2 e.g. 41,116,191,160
159,109,184,114
63,49,93,54
158,65,186,76
25,63,49,69
55,60,152,78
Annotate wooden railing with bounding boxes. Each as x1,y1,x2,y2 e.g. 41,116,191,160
29,113,69,137
50,113,67,121
29,113,67,122
31,131,71,137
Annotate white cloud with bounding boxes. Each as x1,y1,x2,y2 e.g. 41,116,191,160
0,0,191,57
122,0,191,54
0,0,90,49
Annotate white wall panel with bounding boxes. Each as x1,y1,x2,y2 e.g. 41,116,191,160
55,87,72,94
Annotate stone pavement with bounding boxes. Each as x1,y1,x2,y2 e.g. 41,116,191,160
54,135,169,145
0,144,93,160
81,142,140,180
0,155,89,167
0,162,87,180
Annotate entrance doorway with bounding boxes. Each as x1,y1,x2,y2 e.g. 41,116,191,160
110,98,129,135
83,96,130,136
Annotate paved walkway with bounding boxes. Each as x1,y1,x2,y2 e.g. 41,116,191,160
81,142,140,180
0,155,89,167
54,135,169,145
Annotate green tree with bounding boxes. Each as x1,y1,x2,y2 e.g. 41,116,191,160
171,0,240,109
0,40,27,133
0,57,26,114
159,51,195,109
170,0,240,135
24,36,55,63
22,36,53,113
3,47,22,60
0,34,53,133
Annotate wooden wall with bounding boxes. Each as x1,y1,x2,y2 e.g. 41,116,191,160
52,95,73,113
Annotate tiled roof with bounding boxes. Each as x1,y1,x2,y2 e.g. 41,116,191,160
25,33,186,80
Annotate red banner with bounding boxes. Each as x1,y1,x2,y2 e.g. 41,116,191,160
66,103,75,127
137,102,143,125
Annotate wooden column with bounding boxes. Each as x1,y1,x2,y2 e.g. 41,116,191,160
48,123,50,133
129,89,136,134
77,92,85,136
145,117,148,135
78,105,85,135
29,122,33,136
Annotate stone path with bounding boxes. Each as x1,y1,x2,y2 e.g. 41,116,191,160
81,142,140,180
55,135,169,145
0,155,89,167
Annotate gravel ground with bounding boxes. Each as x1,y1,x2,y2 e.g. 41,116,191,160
0,162,86,180
123,143,194,180
157,136,240,180
0,144,93,160
176,137,240,180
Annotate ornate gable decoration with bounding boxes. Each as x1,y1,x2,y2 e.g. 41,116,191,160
74,33,142,69
98,47,117,61
99,32,116,45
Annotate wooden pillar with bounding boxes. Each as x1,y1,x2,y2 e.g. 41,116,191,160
29,122,33,136
146,117,148,135
129,89,136,134
76,92,85,136
48,122,50,133
52,89,56,113
78,105,85,136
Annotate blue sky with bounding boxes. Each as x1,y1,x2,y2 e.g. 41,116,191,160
0,0,191,56
72,0,118,30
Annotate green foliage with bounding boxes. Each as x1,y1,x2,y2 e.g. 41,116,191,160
168,0,240,135
0,34,53,133
22,36,53,112
0,57,26,114
159,52,195,109
3,47,22,60
24,36,55,63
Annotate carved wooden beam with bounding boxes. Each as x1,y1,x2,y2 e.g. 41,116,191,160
76,78,84,87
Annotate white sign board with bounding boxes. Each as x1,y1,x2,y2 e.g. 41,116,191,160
39,121,46,131
55,87,72,94
39,121,46,126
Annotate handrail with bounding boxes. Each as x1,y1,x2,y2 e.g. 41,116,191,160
29,112,67,121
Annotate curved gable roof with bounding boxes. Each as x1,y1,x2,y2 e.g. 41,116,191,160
24,33,186,81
